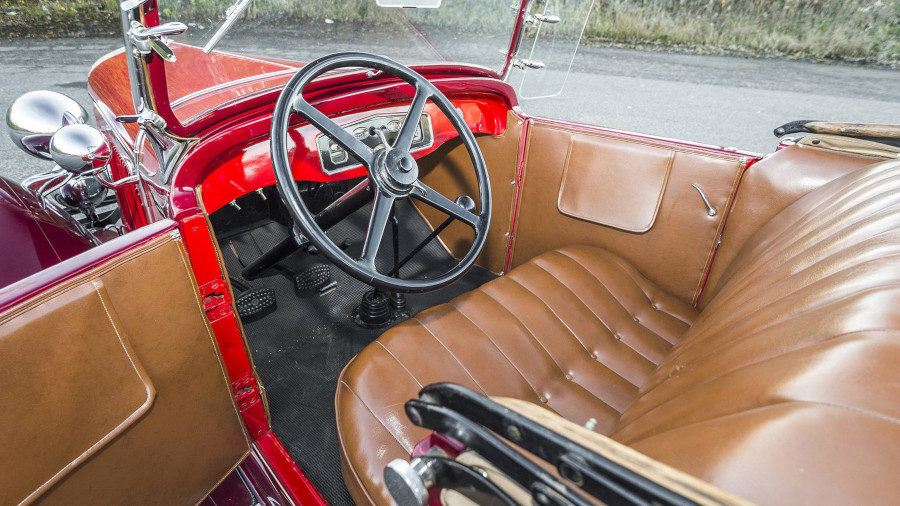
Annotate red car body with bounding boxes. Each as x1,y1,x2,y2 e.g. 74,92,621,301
0,1,767,502
11,1,894,504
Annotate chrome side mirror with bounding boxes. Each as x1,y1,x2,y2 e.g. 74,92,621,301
49,124,112,175
6,91,89,160
51,124,139,191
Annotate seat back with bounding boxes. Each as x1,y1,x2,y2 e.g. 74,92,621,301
610,160,900,504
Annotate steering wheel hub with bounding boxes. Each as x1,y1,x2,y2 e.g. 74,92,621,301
374,149,419,194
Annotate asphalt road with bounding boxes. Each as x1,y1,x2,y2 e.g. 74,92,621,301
1,34,899,184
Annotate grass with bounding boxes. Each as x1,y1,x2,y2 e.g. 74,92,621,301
581,0,900,65
1,0,898,66
0,0,120,37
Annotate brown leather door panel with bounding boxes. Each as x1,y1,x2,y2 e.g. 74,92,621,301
0,230,250,505
415,111,525,274
511,122,747,304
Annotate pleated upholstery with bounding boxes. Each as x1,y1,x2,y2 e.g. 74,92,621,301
337,159,900,505
336,246,697,505
609,160,900,504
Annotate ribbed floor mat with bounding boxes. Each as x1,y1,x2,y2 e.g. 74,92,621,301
215,200,495,505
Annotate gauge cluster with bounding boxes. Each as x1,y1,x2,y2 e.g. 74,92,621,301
315,113,433,174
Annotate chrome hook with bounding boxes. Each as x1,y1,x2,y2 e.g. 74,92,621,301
691,183,718,217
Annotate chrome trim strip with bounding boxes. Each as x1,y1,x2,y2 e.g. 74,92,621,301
170,69,297,108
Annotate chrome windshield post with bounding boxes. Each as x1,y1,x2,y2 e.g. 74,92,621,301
119,0,151,115
115,0,195,222
119,0,186,116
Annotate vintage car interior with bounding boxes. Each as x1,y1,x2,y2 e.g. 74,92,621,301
2,0,899,505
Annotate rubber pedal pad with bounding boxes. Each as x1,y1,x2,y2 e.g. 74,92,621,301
295,263,332,296
235,287,277,321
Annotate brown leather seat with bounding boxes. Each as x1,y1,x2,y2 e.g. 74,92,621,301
336,159,900,505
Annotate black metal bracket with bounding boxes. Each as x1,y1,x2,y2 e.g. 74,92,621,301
407,383,698,506
405,399,593,506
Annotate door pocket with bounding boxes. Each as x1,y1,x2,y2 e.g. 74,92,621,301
0,280,155,505
558,135,675,233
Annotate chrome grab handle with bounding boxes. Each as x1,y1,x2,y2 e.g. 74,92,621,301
691,183,718,216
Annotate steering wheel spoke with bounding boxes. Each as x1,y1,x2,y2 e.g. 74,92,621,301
394,86,432,153
359,190,396,269
410,182,480,229
293,97,376,168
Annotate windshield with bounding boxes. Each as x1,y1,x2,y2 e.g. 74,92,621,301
179,0,515,66
159,0,518,123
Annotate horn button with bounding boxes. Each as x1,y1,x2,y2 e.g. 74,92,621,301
375,149,419,194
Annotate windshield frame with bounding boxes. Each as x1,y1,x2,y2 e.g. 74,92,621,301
128,0,530,138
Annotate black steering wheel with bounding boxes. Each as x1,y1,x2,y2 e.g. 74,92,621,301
270,52,491,293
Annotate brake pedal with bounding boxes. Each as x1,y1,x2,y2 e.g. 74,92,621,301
235,287,277,321
295,263,333,296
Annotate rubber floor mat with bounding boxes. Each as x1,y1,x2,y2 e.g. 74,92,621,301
214,199,496,504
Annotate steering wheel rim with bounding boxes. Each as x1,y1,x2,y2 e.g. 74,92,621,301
271,52,491,293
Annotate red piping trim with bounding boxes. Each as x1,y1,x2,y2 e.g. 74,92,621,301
691,156,761,307
524,116,762,160
504,118,532,273
0,220,177,314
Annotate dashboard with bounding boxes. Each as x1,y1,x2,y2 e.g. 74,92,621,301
198,94,510,214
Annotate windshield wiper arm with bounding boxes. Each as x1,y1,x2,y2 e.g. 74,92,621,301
202,0,253,54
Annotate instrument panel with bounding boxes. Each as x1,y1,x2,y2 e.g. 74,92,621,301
315,113,433,174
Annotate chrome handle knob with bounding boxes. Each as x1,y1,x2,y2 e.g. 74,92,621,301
512,58,546,70
533,13,561,23
527,13,561,24
384,459,431,506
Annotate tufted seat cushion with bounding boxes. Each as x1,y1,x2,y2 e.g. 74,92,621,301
336,159,900,505
336,245,698,504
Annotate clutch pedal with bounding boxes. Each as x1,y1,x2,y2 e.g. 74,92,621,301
235,287,277,321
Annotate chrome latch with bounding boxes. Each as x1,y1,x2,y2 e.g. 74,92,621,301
116,109,167,130
128,21,187,62
511,58,546,70
115,109,171,150
526,13,561,24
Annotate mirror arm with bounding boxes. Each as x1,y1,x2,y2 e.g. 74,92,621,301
90,167,140,191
